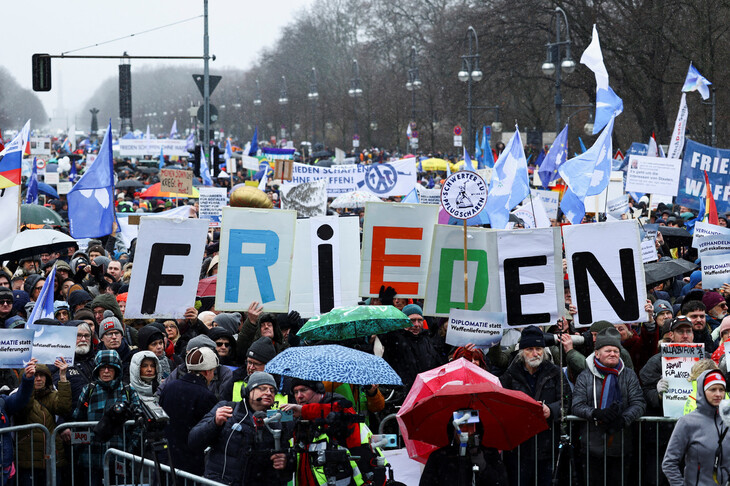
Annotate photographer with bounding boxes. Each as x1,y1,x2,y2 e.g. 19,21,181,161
189,371,292,485
0,359,36,486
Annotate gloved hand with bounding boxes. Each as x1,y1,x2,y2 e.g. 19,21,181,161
656,378,669,395
603,402,621,423
378,286,397,306
592,408,609,423
284,310,300,329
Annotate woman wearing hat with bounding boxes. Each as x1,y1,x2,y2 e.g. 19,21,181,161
663,370,730,485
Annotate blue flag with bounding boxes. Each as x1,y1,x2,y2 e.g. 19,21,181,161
67,121,117,238
594,86,623,134
69,158,77,183
417,157,423,172
200,149,214,186
169,119,178,139
26,267,56,330
578,137,587,154
401,187,419,203
26,158,39,204
427,175,434,188
250,127,259,155
478,126,488,169
474,135,482,168
158,147,165,169
559,115,614,200
560,188,586,225
539,124,568,189
682,63,712,100
484,128,530,229
185,132,195,152
463,148,476,172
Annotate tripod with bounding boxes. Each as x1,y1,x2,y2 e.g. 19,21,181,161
551,337,579,485
134,428,178,486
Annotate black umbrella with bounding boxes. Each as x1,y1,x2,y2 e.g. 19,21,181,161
644,258,698,286
657,226,692,248
314,159,335,168
116,179,144,189
137,167,159,174
312,150,333,158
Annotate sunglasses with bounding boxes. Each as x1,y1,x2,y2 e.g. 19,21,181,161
0,300,12,306
215,341,231,347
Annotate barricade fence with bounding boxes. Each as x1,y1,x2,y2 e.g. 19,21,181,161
103,448,226,486
378,413,680,486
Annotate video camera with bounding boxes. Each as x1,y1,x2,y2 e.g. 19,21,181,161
93,399,170,443
542,332,586,348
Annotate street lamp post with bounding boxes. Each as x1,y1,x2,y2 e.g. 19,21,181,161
458,26,483,152
308,67,319,146
348,59,363,151
278,75,289,143
406,46,422,149
541,7,576,135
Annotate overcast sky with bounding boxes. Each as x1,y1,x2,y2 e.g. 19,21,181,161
6,0,311,125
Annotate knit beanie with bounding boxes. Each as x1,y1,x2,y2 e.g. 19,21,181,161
704,371,726,392
186,334,216,352
703,292,726,312
402,304,423,317
245,371,277,395
590,320,613,333
653,300,673,316
247,337,277,364
594,327,622,350
99,310,124,339
519,325,546,349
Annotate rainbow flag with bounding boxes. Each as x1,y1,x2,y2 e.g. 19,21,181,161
0,120,30,189
703,170,719,225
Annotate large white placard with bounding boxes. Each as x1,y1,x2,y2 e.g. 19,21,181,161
0,185,19,236
445,309,505,347
216,207,297,312
279,179,328,217
290,216,361,317
118,139,190,156
498,228,564,328
198,187,228,227
126,217,209,318
360,202,439,299
31,325,76,365
697,234,730,289
661,343,704,417
692,222,730,248
563,220,647,327
0,329,34,368
625,155,682,196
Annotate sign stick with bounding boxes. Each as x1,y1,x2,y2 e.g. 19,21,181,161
463,218,468,310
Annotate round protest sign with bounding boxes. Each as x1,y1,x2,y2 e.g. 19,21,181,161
440,171,487,220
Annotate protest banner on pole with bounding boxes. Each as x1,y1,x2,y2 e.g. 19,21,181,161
217,207,297,312
445,309,505,347
0,329,34,368
31,326,76,365
198,187,228,227
697,234,730,289
625,156,682,196
279,179,328,217
661,342,704,417
360,202,439,299
563,220,647,326
692,222,730,248
119,139,189,156
677,140,730,213
126,217,209,318
290,216,361,317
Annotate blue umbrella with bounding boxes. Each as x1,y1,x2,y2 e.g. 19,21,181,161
265,345,402,386
37,182,59,198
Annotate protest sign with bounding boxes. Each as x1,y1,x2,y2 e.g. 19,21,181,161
240,155,261,171
44,172,59,185
57,182,72,195
641,240,658,263
532,189,560,220
29,137,51,156
279,179,328,217
217,207,297,312
31,325,76,365
198,187,228,227
118,139,189,156
661,342,704,417
440,172,487,220
692,221,730,248
415,185,441,205
677,140,730,213
606,195,629,218
274,159,294,181
697,234,730,289
563,220,647,326
511,196,551,228
625,155,682,196
445,309,505,347
126,217,209,318
0,186,19,237
423,225,500,317
361,202,439,299
290,216,361,317
160,169,193,195
498,228,564,327
0,329,34,368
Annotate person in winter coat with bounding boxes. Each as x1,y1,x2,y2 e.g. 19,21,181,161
235,302,294,364
0,360,36,486
137,325,178,380
16,359,71,486
159,346,219,476
499,326,569,486
97,311,136,384
189,372,292,485
129,351,161,401
208,326,237,366
572,327,646,484
662,370,730,485
53,322,96,411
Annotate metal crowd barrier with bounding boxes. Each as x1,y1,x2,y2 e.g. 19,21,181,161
0,423,52,486
103,448,225,486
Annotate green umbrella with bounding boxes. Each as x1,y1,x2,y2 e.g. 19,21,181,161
297,305,411,341
20,205,66,226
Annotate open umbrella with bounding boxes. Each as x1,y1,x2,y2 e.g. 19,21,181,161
419,158,450,171
196,275,217,297
265,345,402,385
116,179,144,189
139,182,200,199
644,258,698,286
37,182,59,198
0,229,77,261
330,190,381,209
20,205,66,226
657,226,692,248
315,159,335,167
297,305,411,341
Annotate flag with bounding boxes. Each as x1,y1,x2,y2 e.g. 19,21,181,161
446,160,452,177
417,157,423,172
185,132,195,152
158,147,165,170
427,175,434,188
703,171,719,224
667,93,688,159
225,139,236,174
67,121,117,238
200,148,213,186
594,86,623,134
401,186,419,203
250,127,259,155
581,24,623,133
169,119,178,139
559,115,615,200
560,188,586,225
682,63,712,100
258,162,269,191
474,135,482,167
69,158,77,183
0,128,4,152
0,120,30,189
26,158,38,204
578,137,587,154
26,267,56,330
61,137,72,153
406,124,413,140
479,127,490,169
463,148,476,172
485,128,530,229
648,132,659,157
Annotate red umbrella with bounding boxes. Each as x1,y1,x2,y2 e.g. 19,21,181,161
197,275,217,297
398,382,547,454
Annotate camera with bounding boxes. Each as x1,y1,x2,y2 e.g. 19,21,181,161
543,332,585,348
93,398,170,443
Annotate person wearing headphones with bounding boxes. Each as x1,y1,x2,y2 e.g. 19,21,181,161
189,371,292,485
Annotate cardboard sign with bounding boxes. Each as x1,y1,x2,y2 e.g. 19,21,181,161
661,343,704,417
57,182,73,195
625,155,682,196
498,228,564,328
445,309,505,347
198,187,228,227
440,172,487,220
0,329,34,368
692,222,730,248
423,225,500,317
160,169,193,195
641,240,658,263
31,325,76,365
563,220,647,327
360,202,439,299
217,207,297,312
279,179,328,218
289,216,361,317
274,159,294,181
697,234,730,289
126,217,209,318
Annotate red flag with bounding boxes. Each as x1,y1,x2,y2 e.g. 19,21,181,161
704,171,719,225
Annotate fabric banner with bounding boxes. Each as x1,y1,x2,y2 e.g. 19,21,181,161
280,179,328,217
198,187,228,227
118,139,189,156
677,139,730,213
445,309,505,347
697,234,730,289
0,329,34,368
661,342,704,417
666,93,688,160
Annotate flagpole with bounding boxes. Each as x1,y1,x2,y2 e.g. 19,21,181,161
463,218,468,310
528,192,537,226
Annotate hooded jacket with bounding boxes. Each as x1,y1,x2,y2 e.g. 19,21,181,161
663,370,730,486
208,327,237,366
137,325,175,378
129,351,161,400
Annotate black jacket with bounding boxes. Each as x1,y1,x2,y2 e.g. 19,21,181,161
379,330,443,390
420,444,509,486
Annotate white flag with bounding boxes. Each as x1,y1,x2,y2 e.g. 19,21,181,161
666,93,688,160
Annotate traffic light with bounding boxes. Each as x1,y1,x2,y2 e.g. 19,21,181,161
192,145,202,177
212,145,222,176
32,54,52,92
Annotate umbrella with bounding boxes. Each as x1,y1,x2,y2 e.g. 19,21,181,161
396,358,502,462
0,229,77,261
116,179,144,189
20,205,66,226
139,182,200,199
330,190,382,209
644,258,698,286
136,167,160,174
197,275,217,297
265,345,402,386
37,182,59,198
397,382,547,453
657,226,692,248
419,158,450,171
315,159,335,167
297,305,411,341
312,150,333,159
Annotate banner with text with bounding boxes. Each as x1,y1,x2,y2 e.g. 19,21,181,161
445,309,505,347
697,234,730,289
198,187,228,227
661,342,704,417
0,329,34,368
625,155,682,196
118,139,190,157
31,325,76,365
677,139,730,213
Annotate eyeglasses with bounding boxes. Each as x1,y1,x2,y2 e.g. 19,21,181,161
33,286,43,291
215,341,231,347
77,333,91,340
104,331,121,338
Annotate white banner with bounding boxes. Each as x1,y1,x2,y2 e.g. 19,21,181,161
198,187,228,227
661,342,704,417
446,309,505,347
126,217,209,318
692,221,730,248
240,155,261,171
697,234,730,289
625,155,682,196
667,93,688,160
415,185,441,205
118,139,190,156
641,240,658,263
606,195,629,218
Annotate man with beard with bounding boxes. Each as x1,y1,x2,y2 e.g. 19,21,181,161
54,322,97,411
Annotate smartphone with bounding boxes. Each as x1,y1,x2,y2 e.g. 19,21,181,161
267,409,294,422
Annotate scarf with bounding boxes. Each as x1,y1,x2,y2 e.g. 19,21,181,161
593,355,623,409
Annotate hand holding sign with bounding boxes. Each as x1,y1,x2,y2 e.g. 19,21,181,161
55,357,69,382
24,358,38,379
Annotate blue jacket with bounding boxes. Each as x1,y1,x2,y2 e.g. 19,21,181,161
0,374,33,468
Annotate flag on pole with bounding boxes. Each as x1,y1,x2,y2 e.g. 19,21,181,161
648,133,659,157
69,158,77,183
26,158,39,204
463,148,476,172
0,120,30,189
200,149,213,186
485,127,530,229
185,132,195,152
445,159,452,177
67,121,117,238
401,186,419,203
682,63,712,100
581,24,623,133
158,147,165,170
703,171,719,224
250,127,259,156
169,119,178,139
406,124,413,140
258,163,269,191
225,138,235,174
474,134,482,167
667,93,688,159
26,267,56,330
